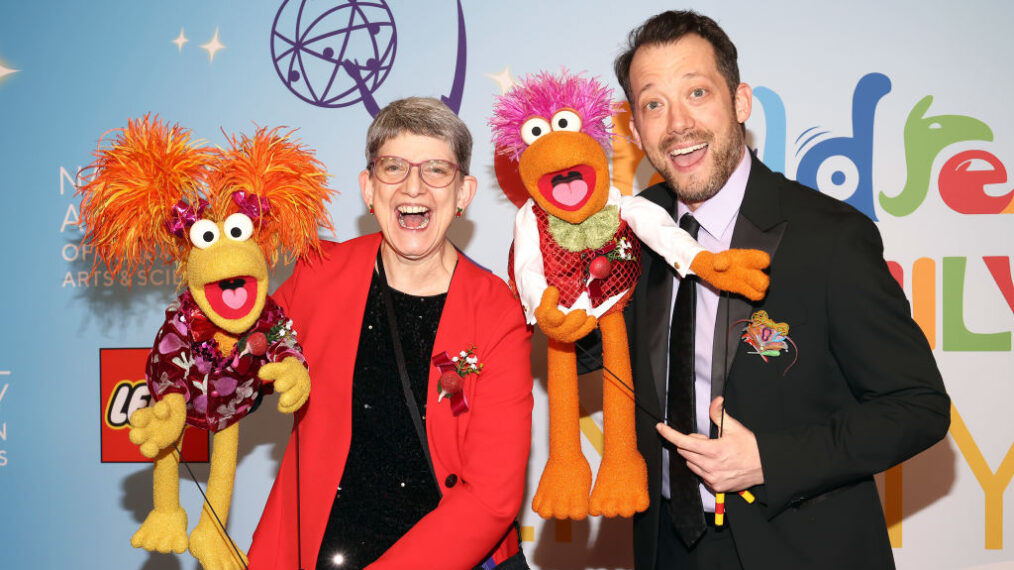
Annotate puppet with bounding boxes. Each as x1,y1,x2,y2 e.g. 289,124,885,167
79,116,333,569
491,72,769,519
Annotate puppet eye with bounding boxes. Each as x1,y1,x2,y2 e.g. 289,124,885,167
520,117,552,145
189,219,220,249
224,213,254,242
551,109,582,132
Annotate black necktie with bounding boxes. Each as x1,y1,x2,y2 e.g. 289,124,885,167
667,213,706,546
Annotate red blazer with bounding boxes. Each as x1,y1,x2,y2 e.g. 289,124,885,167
249,233,533,569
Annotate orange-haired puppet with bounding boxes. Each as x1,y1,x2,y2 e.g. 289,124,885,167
79,116,333,570
491,72,769,520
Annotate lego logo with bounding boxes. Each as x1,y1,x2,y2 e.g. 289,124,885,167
104,380,151,429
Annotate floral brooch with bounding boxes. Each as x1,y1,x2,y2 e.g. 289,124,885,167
432,345,484,416
740,310,798,374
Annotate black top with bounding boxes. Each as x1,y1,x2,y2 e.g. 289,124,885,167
316,270,446,569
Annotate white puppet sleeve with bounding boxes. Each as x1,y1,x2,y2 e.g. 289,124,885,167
615,188,705,277
512,199,547,325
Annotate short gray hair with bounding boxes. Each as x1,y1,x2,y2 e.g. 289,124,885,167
365,97,473,175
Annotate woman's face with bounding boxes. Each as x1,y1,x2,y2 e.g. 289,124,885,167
360,133,476,264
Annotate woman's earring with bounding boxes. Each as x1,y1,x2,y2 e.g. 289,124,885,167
456,207,463,218
369,204,375,214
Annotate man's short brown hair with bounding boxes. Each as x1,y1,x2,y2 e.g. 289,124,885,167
614,10,740,104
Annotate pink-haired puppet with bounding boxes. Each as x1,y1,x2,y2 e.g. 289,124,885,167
491,71,770,519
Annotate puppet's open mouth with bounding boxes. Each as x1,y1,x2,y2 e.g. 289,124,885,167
537,165,597,211
204,276,258,319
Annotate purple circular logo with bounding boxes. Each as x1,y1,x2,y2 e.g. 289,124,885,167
271,0,397,109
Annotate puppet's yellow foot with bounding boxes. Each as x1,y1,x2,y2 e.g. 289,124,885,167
190,519,249,570
589,451,649,517
131,507,188,554
532,454,593,520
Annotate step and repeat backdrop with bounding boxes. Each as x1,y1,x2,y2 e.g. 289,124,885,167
0,1,1011,568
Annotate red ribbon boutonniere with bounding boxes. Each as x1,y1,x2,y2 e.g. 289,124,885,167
740,310,799,375
432,345,484,416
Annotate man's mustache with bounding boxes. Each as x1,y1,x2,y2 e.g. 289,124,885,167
660,130,714,151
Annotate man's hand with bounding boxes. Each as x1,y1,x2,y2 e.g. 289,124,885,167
656,397,764,492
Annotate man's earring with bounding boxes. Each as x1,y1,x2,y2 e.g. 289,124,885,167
456,207,463,218
369,204,374,214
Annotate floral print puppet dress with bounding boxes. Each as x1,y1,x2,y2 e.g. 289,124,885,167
146,290,305,432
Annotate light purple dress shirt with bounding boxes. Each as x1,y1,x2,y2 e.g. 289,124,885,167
661,148,751,512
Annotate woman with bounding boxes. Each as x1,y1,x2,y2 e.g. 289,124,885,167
248,97,533,569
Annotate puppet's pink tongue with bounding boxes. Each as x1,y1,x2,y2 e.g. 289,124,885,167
221,288,248,309
552,180,589,207
204,276,258,319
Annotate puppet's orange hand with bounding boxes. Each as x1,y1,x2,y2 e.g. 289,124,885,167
534,286,597,343
690,249,770,302
129,393,187,458
260,356,310,414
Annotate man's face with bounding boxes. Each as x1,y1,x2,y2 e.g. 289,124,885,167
628,34,752,207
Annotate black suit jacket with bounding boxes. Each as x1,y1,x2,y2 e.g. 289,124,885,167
580,154,949,569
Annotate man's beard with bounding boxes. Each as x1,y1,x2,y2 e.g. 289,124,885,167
652,123,744,205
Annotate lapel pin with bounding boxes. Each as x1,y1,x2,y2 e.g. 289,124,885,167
740,310,798,375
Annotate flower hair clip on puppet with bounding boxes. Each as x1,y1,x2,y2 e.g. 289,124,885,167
79,116,333,569
491,72,770,520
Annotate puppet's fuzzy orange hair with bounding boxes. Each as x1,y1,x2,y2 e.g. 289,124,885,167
208,127,334,268
79,115,213,280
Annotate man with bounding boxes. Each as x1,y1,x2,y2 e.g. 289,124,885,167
586,10,949,569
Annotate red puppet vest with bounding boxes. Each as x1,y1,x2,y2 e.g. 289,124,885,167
532,204,641,314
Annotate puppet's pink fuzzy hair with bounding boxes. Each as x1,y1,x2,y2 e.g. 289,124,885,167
490,70,614,162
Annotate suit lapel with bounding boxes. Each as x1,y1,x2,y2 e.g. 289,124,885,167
636,186,677,413
711,155,788,401
644,241,675,411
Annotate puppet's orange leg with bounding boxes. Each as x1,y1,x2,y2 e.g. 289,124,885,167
532,338,593,520
189,422,249,570
589,310,649,517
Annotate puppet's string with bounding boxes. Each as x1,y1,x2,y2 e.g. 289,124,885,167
175,444,250,570
572,342,664,425
571,300,751,429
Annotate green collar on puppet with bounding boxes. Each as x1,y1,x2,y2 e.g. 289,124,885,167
547,205,620,252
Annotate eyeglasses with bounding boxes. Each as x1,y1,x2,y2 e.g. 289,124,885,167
368,155,461,188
